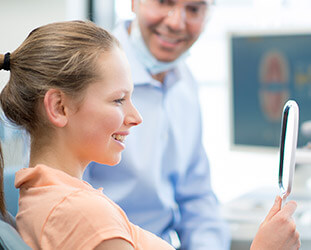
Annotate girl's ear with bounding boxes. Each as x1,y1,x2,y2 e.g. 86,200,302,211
43,89,68,128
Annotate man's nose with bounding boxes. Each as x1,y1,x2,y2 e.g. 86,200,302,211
164,6,187,31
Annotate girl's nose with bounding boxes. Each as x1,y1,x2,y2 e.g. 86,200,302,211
125,103,143,127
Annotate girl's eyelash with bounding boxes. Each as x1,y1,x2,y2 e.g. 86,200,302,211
114,98,125,104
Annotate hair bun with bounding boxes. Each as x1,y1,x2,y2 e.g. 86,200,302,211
0,53,11,71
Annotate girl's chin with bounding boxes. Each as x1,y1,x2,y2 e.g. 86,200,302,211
94,155,122,167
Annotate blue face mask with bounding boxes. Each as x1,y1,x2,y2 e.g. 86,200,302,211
129,21,188,75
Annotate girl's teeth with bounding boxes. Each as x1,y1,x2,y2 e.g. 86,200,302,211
112,134,125,142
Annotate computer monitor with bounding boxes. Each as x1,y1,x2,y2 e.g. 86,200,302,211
229,30,311,150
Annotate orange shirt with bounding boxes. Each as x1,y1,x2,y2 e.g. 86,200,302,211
15,165,174,250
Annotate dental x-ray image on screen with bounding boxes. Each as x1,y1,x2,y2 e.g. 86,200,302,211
230,31,311,149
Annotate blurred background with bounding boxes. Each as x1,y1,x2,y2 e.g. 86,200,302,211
1,0,311,248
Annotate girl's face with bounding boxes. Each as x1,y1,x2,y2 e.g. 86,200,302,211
65,47,142,166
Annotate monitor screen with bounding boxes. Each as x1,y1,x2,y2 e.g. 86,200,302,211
230,31,311,149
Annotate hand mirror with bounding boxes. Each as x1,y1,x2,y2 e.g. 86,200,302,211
278,100,299,203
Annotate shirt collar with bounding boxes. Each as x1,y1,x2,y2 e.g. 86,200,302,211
15,165,97,192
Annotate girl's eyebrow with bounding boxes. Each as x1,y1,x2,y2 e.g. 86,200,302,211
111,89,132,95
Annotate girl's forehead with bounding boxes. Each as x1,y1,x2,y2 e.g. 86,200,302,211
96,48,131,77
87,51,133,94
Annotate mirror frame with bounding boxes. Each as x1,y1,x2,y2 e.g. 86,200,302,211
278,100,299,200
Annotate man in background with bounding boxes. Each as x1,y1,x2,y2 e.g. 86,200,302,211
84,0,230,249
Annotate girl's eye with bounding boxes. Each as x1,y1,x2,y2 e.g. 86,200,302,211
114,98,125,105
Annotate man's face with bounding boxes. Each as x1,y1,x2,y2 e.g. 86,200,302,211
132,0,209,62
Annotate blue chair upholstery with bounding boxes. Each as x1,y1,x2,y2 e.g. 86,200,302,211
3,168,19,217
0,168,31,249
0,218,31,250
0,213,31,250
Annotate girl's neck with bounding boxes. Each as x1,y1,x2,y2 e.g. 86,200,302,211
29,138,86,179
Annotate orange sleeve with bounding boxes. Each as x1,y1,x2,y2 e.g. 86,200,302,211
40,190,135,250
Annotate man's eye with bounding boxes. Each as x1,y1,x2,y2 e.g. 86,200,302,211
114,98,125,104
186,5,200,13
157,0,170,5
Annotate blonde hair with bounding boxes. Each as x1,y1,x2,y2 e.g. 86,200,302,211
0,20,120,136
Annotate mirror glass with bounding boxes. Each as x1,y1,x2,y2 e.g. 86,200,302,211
278,100,299,200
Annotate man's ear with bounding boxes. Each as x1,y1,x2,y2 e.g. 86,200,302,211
43,89,68,128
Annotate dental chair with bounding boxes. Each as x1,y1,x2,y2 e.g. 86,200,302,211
0,218,31,250
0,167,31,249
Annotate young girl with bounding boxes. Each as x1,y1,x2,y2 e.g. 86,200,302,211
0,21,300,250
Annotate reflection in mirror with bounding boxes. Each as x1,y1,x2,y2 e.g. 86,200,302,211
278,100,299,202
